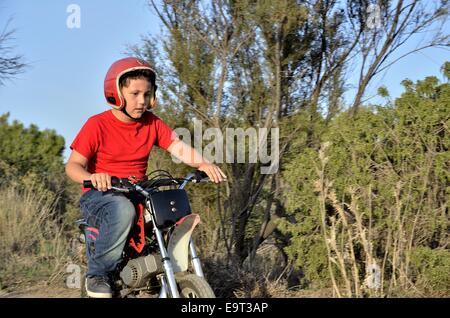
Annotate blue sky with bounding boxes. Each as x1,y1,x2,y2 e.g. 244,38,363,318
0,1,448,162
0,0,161,161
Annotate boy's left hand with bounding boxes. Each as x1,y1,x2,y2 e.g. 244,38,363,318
198,163,227,183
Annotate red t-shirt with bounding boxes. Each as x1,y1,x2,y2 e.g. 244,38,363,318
70,110,177,191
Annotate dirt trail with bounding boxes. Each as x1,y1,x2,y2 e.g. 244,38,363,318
0,283,81,298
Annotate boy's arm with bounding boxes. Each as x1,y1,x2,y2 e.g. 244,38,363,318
65,150,111,191
65,150,91,184
167,139,227,183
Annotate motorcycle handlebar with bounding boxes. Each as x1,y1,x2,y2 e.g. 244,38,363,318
83,170,210,190
192,170,209,182
83,176,124,189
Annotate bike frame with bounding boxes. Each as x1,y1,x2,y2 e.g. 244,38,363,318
126,172,205,298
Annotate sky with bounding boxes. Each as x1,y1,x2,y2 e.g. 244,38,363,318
0,1,448,162
0,0,161,161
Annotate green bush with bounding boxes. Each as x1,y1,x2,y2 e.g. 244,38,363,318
409,247,450,294
0,114,73,291
280,70,450,296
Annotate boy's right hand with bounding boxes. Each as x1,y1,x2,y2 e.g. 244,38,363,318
90,173,112,192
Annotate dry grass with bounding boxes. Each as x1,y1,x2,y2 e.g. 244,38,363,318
313,142,450,298
202,251,333,298
0,183,70,291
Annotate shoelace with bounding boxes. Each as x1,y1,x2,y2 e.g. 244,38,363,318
92,276,111,287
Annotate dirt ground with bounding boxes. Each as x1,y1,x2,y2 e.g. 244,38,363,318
0,282,81,298
0,277,332,298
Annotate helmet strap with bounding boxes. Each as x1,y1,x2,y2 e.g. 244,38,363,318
121,106,141,121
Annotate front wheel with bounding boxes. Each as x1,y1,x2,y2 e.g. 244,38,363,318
177,274,215,298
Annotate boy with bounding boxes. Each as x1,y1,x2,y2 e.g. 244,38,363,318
65,57,226,298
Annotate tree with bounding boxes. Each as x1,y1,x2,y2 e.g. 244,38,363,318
349,0,449,115
0,113,65,187
135,0,449,270
0,18,27,86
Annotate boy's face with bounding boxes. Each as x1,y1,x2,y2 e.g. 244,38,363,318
121,78,153,119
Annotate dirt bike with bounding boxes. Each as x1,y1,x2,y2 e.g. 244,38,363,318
75,170,216,298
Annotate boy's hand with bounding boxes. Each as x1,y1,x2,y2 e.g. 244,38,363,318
90,173,112,192
198,163,227,184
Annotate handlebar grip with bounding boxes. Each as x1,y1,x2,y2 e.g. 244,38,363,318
83,176,121,189
193,170,209,182
83,180,94,189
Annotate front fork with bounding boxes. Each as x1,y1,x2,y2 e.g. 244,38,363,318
157,237,204,298
189,238,204,277
152,220,180,298
180,173,205,278
144,201,179,298
146,201,205,298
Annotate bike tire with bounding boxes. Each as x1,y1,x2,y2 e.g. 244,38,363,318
177,274,216,298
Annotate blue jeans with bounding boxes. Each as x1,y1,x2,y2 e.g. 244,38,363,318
79,190,138,277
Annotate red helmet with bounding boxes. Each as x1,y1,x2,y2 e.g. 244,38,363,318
104,57,157,110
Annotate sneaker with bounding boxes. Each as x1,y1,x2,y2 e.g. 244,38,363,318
85,276,112,298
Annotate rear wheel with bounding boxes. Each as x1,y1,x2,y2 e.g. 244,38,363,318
177,274,215,298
